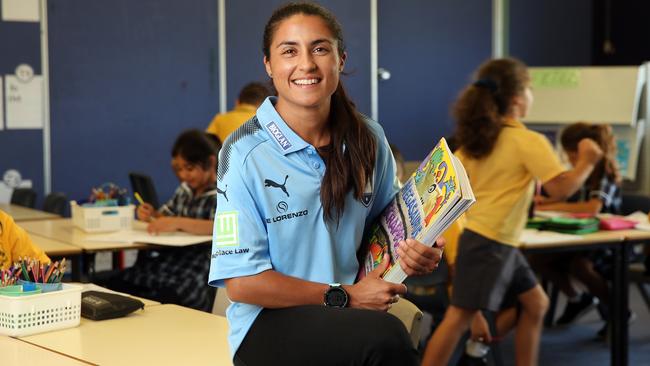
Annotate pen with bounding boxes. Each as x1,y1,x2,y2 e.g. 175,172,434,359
134,192,145,205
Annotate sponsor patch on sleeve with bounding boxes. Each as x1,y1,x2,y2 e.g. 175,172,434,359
215,211,239,247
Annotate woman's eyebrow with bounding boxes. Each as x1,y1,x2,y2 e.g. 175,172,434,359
275,39,333,48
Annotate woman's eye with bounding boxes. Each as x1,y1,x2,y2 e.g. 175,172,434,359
281,48,296,55
314,47,329,54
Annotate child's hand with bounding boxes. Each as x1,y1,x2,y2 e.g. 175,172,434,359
470,312,493,343
146,217,179,234
136,203,155,222
577,138,603,165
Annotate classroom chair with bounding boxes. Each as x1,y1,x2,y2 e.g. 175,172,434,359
129,172,160,209
211,288,424,348
10,188,37,208
43,192,67,216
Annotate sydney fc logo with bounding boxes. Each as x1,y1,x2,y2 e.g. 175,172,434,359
361,177,374,207
266,122,292,150
264,175,290,197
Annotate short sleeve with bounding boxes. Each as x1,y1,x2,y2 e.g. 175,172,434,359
208,150,272,288
521,132,566,184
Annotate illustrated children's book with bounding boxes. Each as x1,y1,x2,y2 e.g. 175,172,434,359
357,137,475,284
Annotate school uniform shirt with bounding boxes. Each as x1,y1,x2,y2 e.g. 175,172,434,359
0,210,50,270
208,97,400,357
567,175,622,214
119,181,218,311
206,103,258,143
456,118,566,247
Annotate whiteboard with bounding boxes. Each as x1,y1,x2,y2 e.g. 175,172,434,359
524,66,644,125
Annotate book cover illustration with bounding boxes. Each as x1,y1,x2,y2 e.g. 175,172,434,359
357,138,474,284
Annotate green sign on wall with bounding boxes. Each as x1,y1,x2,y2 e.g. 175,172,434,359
531,69,580,88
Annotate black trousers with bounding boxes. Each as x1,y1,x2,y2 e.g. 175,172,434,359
234,305,418,366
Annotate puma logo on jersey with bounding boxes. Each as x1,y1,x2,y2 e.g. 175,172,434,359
264,175,290,197
217,185,228,202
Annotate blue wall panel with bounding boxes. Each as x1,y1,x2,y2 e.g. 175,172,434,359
378,0,492,160
225,0,371,116
48,0,219,202
510,0,593,66
0,19,44,202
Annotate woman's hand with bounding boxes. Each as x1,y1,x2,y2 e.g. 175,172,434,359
345,254,407,311
146,217,179,234
396,237,444,276
137,203,155,222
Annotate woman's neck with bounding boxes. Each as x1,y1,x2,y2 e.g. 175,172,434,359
275,98,332,148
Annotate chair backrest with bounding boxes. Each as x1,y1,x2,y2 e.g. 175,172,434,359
129,172,160,209
10,188,37,208
621,193,650,216
43,192,68,216
388,297,424,348
212,288,231,316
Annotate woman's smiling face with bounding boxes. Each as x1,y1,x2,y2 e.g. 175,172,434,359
264,14,345,111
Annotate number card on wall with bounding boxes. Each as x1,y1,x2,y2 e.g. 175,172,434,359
5,63,43,129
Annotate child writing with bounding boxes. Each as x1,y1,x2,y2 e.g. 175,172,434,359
0,210,50,270
107,129,218,311
531,122,621,336
422,58,603,366
209,3,444,365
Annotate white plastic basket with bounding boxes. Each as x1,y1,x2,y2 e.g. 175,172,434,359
0,283,82,337
71,201,134,233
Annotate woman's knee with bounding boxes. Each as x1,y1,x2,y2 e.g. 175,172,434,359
365,313,416,365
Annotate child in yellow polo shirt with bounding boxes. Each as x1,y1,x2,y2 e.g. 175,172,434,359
423,58,603,366
0,210,50,270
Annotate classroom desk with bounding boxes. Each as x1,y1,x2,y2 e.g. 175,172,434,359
520,229,650,366
21,219,148,281
20,219,148,252
0,203,61,221
31,233,83,257
1,336,93,365
19,304,232,366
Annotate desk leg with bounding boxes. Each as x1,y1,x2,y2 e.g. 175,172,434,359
70,255,82,282
611,242,629,366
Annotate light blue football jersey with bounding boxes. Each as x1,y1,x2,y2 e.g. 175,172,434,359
208,97,400,357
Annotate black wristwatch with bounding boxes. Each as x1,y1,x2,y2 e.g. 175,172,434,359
324,283,349,308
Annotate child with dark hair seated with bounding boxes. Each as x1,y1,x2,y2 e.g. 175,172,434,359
108,129,218,311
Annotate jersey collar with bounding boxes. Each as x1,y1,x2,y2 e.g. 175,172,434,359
257,97,310,155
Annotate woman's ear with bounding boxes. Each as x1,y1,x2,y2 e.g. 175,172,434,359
339,51,347,72
264,56,273,78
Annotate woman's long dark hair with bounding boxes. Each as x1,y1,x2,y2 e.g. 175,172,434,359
560,122,621,189
453,58,529,159
263,2,376,221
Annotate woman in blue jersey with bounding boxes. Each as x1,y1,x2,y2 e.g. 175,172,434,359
209,3,443,365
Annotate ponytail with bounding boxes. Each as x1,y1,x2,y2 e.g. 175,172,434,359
453,58,529,159
321,82,376,222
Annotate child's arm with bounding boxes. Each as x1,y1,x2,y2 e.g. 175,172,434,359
536,197,602,215
4,215,50,264
146,217,213,235
542,139,603,200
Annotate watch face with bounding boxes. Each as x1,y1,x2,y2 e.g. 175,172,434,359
325,287,348,307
